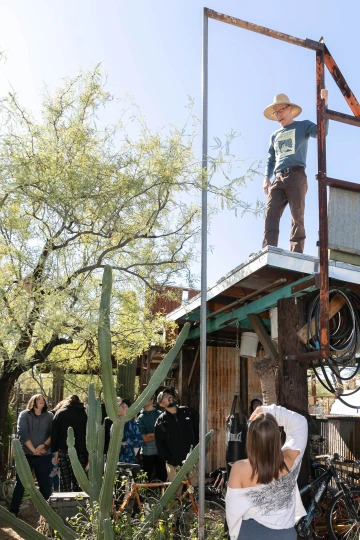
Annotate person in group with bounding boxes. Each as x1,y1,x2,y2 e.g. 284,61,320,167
115,399,143,463
226,404,308,539
262,89,328,254
154,390,199,483
9,394,53,516
48,399,65,492
51,394,88,492
249,397,262,415
137,395,166,482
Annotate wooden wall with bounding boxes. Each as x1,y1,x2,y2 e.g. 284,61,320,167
205,346,262,471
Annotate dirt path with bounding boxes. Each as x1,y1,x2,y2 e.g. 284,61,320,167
0,500,40,539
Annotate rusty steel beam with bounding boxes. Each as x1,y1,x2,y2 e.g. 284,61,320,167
316,50,330,358
325,109,360,128
324,45,360,116
284,350,327,362
326,177,360,193
205,8,324,51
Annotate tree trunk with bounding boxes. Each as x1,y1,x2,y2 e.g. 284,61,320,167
52,367,65,406
277,297,310,488
253,354,278,405
0,367,23,479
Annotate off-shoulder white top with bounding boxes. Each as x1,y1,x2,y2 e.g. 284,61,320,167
225,405,308,539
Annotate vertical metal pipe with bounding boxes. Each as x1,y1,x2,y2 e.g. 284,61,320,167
198,9,208,540
316,50,330,357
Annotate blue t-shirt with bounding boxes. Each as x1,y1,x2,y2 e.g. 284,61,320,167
137,408,162,456
264,119,329,179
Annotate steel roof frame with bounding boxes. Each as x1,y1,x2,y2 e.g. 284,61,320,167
197,10,360,537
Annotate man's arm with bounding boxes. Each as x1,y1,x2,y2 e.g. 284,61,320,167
154,422,171,462
137,414,155,443
264,135,275,195
308,88,329,138
18,412,37,453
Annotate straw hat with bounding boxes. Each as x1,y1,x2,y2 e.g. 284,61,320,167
264,94,302,121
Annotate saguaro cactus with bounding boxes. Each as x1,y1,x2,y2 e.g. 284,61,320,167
11,439,77,539
96,266,191,538
69,265,191,539
8,265,191,539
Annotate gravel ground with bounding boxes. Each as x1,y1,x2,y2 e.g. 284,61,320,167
0,500,41,539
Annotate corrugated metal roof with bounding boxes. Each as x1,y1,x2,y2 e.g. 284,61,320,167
166,245,360,322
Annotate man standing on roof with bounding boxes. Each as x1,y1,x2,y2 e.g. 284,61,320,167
154,390,199,484
262,89,328,254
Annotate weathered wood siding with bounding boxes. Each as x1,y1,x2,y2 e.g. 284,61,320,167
206,347,262,471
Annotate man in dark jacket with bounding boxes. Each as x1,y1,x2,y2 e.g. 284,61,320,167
154,390,199,484
51,394,88,491
137,395,166,481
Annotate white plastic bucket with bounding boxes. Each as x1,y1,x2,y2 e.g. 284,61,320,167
240,332,259,358
269,307,278,340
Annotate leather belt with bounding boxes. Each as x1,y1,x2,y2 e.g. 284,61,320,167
277,166,305,175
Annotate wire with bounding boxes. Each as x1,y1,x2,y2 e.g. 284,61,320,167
308,287,360,410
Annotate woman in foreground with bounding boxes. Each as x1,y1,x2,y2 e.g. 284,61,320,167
226,404,308,539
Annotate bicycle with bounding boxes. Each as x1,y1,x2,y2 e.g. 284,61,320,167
1,477,31,505
296,453,360,539
113,462,226,538
207,467,227,499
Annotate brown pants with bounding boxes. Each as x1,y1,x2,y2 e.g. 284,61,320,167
262,168,308,253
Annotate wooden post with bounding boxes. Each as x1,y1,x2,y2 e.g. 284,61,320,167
240,357,248,416
277,296,310,487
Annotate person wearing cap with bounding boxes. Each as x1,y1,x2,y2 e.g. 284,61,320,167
137,395,166,482
250,397,263,415
262,90,328,253
154,390,199,484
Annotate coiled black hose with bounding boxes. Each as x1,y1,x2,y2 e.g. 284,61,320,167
307,287,360,410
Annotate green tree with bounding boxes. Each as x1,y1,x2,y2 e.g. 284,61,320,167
0,66,259,474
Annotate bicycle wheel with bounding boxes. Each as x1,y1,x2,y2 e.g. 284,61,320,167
326,487,360,539
178,495,226,539
2,479,15,504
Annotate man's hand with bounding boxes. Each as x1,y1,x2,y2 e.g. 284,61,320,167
263,177,271,196
53,451,59,464
321,88,328,106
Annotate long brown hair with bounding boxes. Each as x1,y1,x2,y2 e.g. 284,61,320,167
26,394,48,414
246,413,287,484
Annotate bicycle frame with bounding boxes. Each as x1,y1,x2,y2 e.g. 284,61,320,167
113,478,198,519
299,468,334,534
298,457,357,536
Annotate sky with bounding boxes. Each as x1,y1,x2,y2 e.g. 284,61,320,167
0,0,359,288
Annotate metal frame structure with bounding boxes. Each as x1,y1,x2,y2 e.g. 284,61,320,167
198,8,360,538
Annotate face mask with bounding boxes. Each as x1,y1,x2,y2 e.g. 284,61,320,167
167,398,177,408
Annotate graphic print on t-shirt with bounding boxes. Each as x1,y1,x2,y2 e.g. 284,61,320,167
274,129,295,162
